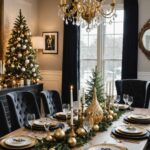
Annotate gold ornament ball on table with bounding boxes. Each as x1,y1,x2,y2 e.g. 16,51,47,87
68,137,77,147
46,134,53,142
109,110,114,115
54,128,65,140
76,127,86,137
107,114,113,121
93,124,99,132
113,112,117,119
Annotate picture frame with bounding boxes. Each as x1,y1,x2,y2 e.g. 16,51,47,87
42,32,58,54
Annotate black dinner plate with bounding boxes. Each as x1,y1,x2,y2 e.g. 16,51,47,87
25,122,64,131
111,128,149,140
124,116,150,124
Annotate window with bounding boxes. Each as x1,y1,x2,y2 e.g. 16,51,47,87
80,28,97,88
80,6,124,95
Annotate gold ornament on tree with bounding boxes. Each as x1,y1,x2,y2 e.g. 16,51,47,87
85,87,103,126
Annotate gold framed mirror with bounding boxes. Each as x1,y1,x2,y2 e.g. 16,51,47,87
139,19,150,59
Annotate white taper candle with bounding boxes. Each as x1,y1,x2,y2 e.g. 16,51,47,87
70,85,74,125
78,90,81,109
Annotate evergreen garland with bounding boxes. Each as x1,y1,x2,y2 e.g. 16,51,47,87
85,66,104,105
35,110,125,150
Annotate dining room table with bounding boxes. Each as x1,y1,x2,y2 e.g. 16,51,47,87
0,108,150,150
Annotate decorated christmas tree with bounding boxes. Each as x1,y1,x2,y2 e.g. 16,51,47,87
85,66,104,105
4,9,41,86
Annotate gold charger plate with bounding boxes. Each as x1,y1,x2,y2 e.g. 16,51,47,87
87,143,127,150
4,136,32,147
116,125,146,135
0,136,37,149
33,118,58,127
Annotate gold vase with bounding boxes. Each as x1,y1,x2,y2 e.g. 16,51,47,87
85,87,103,126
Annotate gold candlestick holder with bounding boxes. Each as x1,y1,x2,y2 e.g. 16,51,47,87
68,125,76,137
106,95,114,111
79,102,85,127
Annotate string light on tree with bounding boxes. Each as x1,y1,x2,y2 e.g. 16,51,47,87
4,9,41,86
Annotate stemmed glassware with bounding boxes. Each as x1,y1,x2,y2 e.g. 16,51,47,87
62,104,70,124
127,96,134,110
114,95,120,112
123,94,129,105
62,104,70,113
26,113,35,131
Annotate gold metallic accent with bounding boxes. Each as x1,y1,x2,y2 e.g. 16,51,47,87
0,136,37,149
85,87,103,126
93,124,99,132
58,0,116,31
54,128,65,140
139,19,150,59
76,127,86,137
68,125,76,137
67,137,77,147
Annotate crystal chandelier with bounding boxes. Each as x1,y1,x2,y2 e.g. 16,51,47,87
58,0,116,32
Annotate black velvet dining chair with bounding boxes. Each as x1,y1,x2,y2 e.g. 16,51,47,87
115,79,150,108
41,90,62,116
6,91,40,131
0,100,10,137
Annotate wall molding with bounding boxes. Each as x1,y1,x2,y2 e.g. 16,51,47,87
138,72,150,80
40,70,62,94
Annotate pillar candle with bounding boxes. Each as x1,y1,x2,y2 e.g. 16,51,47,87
70,85,74,125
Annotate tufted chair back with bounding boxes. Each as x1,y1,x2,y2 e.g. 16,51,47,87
6,91,40,131
115,79,149,108
0,100,10,137
145,82,150,108
41,90,62,116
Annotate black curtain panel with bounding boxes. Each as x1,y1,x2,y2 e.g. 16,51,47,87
62,22,80,104
122,0,139,79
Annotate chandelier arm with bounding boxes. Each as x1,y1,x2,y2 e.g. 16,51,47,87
59,4,79,18
58,0,116,31
99,3,116,18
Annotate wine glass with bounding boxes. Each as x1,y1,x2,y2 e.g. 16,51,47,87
114,95,120,111
128,96,134,110
44,118,50,132
62,104,70,113
115,95,120,103
62,104,70,124
123,94,129,105
26,113,35,131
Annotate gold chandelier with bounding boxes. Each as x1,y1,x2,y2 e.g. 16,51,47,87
58,0,116,32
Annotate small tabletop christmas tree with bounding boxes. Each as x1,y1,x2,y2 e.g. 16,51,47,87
85,66,104,105
4,9,41,86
